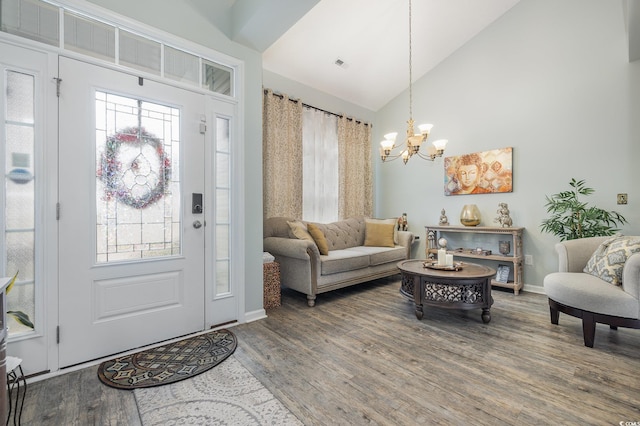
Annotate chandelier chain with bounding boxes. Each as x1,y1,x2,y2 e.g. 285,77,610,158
408,0,413,121
379,0,448,163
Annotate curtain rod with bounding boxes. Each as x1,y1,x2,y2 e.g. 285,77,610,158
264,89,371,127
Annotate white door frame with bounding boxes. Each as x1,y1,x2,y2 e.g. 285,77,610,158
204,97,244,328
1,4,247,373
0,40,58,375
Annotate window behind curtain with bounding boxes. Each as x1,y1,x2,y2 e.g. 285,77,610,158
302,108,338,223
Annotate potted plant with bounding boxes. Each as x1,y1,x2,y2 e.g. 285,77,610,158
540,178,627,241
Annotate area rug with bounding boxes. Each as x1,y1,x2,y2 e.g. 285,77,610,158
98,329,237,389
134,355,303,425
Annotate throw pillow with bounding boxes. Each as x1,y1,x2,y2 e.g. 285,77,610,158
364,221,396,248
583,235,640,285
286,220,314,243
366,218,398,244
307,223,329,255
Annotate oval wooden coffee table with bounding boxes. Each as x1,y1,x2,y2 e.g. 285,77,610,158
398,259,496,323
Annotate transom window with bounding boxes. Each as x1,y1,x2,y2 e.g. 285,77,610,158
0,0,234,96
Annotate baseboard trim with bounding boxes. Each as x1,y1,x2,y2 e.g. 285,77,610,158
522,284,545,294
244,308,267,323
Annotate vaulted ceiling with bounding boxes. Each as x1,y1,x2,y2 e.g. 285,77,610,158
186,0,640,111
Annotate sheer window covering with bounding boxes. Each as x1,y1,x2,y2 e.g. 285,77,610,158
302,107,338,223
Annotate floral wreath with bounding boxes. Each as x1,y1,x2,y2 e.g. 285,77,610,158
99,127,171,209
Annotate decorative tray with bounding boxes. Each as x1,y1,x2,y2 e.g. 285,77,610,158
453,248,492,256
423,261,464,271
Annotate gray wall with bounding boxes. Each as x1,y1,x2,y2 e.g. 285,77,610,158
263,0,640,292
87,0,265,313
263,70,376,123
374,0,640,291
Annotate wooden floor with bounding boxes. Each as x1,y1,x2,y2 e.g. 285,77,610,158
20,277,640,425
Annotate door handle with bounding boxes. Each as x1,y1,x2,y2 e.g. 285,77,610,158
193,220,203,229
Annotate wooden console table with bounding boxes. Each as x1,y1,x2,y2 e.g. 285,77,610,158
425,225,524,295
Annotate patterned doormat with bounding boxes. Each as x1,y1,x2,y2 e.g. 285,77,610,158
97,329,237,389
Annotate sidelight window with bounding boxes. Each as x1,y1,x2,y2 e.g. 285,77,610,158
215,117,231,295
2,70,36,334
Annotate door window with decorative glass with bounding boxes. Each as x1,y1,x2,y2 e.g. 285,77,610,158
95,92,181,263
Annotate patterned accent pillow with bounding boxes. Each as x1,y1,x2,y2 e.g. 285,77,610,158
583,236,640,285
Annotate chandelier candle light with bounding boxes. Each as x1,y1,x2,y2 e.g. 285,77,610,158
380,0,448,164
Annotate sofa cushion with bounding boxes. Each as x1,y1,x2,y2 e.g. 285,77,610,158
366,217,398,244
364,220,395,247
320,249,370,275
307,223,329,255
583,235,640,285
310,217,365,250
544,272,639,318
349,246,407,266
287,220,314,243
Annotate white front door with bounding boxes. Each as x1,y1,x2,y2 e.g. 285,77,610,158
58,57,207,367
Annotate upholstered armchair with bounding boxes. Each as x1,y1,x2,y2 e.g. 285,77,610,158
543,236,640,347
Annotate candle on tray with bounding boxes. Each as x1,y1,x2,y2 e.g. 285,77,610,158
445,254,454,266
437,249,446,266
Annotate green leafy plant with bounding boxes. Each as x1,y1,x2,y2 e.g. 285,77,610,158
540,178,627,241
6,271,34,329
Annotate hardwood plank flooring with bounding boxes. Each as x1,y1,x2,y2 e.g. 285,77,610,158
233,278,640,425
20,363,141,425
20,277,640,425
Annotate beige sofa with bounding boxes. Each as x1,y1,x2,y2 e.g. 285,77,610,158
263,216,414,306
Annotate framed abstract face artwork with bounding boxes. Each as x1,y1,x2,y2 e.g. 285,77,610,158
444,147,513,196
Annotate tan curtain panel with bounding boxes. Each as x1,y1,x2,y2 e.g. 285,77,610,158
263,89,303,219
338,116,373,219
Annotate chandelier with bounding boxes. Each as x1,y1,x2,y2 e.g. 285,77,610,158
380,0,448,164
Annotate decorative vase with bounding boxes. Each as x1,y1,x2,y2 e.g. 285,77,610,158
460,204,481,226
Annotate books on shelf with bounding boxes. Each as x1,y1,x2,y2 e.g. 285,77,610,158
495,264,510,283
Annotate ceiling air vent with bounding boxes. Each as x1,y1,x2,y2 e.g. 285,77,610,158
334,58,349,69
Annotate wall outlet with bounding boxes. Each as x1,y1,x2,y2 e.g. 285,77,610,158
525,255,533,265
617,193,628,205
